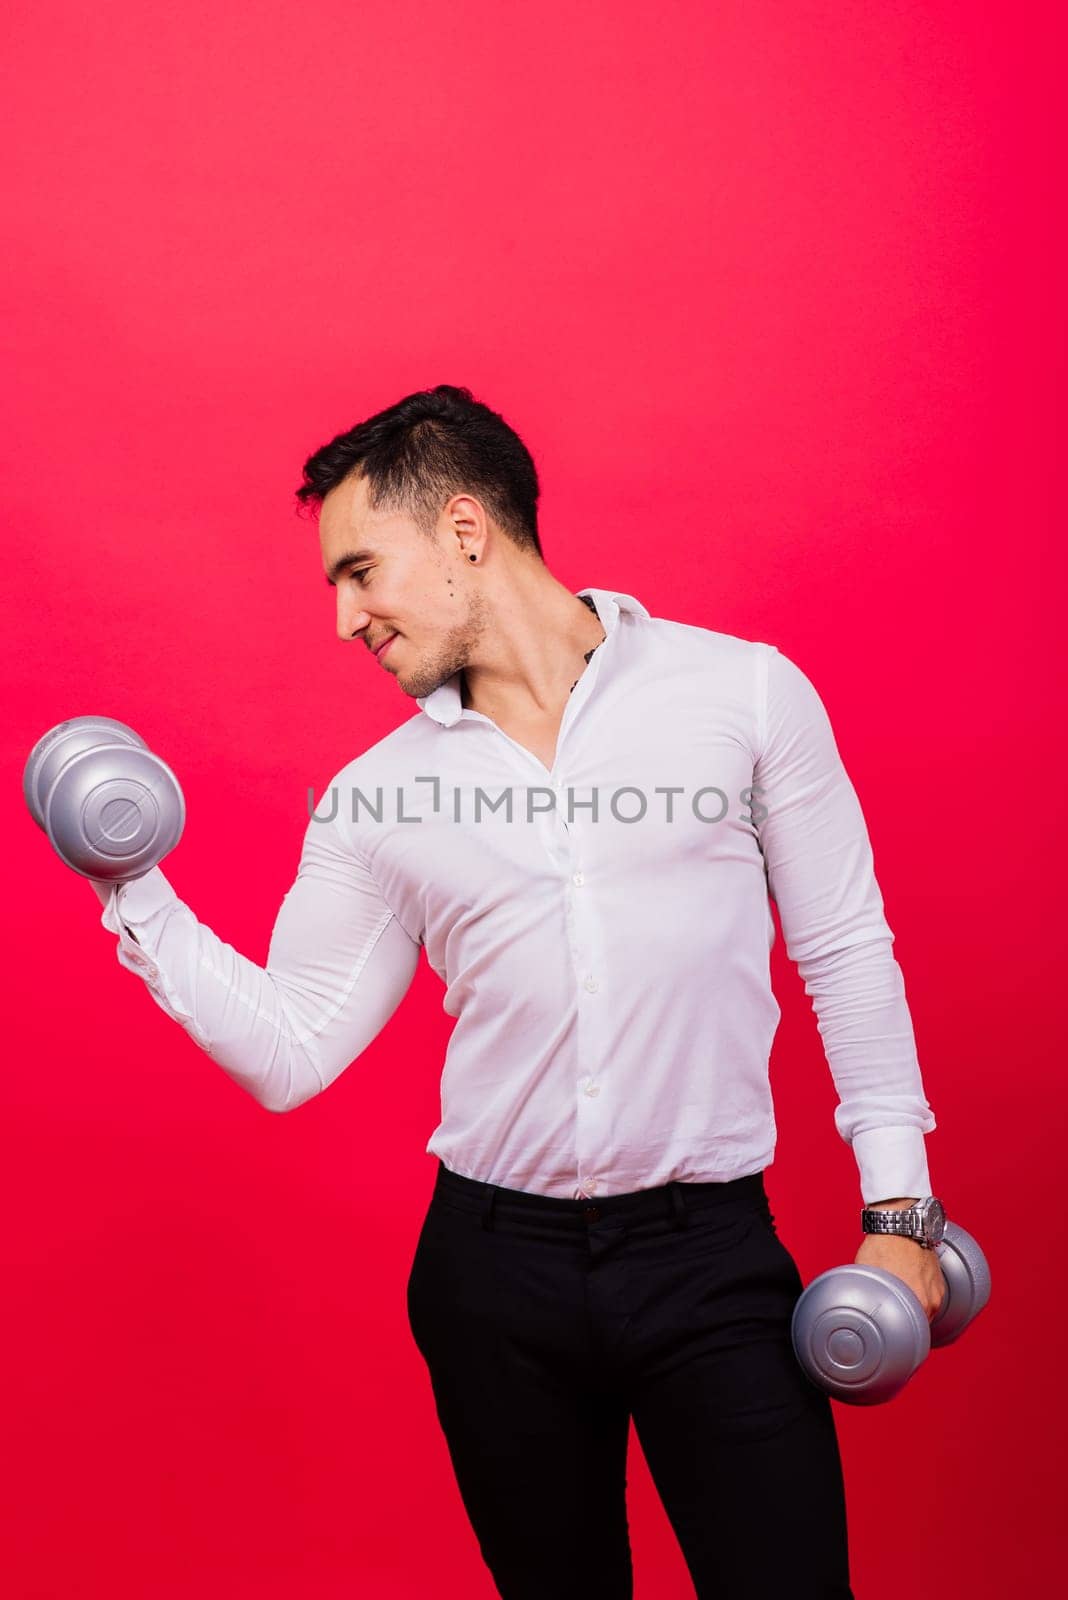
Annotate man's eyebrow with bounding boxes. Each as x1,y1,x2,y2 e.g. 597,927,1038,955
324,548,377,586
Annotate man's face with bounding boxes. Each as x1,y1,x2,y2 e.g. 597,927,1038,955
319,472,489,700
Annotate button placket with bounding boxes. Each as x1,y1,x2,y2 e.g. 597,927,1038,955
566,771,603,1212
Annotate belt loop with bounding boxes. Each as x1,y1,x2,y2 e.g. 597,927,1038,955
481,1182,498,1231
669,1181,689,1230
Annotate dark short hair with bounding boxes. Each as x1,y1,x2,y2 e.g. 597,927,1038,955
295,383,543,559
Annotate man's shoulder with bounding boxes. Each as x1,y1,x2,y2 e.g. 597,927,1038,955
317,710,439,798
636,607,773,668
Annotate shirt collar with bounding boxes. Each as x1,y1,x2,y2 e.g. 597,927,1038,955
415,586,650,729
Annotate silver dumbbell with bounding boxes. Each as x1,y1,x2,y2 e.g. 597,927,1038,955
790,1219,992,1405
23,715,185,883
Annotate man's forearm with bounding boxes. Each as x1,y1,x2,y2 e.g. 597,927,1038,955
868,1196,920,1210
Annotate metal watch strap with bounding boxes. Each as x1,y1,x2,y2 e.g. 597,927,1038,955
860,1205,929,1245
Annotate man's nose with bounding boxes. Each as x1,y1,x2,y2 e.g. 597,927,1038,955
337,601,372,643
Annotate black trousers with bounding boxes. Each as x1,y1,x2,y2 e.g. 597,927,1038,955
406,1159,854,1599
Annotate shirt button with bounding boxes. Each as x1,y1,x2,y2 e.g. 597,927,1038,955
583,976,598,993
584,1081,600,1097
572,872,585,886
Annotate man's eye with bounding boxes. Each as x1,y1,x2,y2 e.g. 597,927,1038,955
351,568,372,585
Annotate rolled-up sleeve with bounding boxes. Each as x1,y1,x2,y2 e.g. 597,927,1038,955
754,643,937,1204
95,804,420,1113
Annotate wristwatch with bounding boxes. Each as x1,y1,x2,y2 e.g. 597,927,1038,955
860,1196,946,1249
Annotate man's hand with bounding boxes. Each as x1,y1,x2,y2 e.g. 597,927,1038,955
853,1232,947,1322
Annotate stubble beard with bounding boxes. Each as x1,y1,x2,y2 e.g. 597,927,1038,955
394,588,491,701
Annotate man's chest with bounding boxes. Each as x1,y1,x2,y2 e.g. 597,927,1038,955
486,712,563,776
352,688,763,952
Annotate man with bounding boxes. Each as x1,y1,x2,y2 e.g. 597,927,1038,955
93,383,944,1598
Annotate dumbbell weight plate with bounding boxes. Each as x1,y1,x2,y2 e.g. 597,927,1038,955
42,743,185,881
790,1263,932,1406
929,1221,992,1348
23,716,148,831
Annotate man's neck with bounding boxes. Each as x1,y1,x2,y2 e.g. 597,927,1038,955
459,592,606,718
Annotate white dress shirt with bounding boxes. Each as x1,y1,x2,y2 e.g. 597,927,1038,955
96,586,936,1204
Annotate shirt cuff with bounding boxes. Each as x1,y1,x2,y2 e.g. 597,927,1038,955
851,1125,933,1206
114,867,178,922
99,867,179,980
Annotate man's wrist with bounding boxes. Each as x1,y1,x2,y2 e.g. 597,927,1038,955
862,1196,930,1248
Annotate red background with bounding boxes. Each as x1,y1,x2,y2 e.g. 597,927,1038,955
3,2,1062,1594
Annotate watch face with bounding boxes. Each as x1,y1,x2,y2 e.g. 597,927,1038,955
926,1199,946,1243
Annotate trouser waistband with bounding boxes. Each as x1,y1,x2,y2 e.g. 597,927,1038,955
432,1158,768,1232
